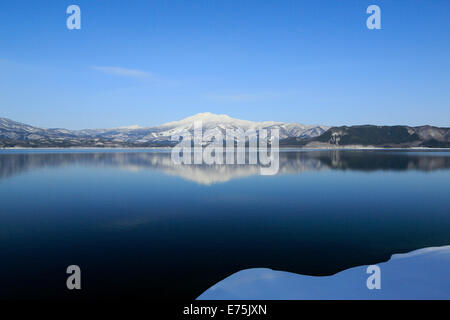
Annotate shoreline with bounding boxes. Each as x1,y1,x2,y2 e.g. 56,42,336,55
198,245,450,300
0,146,449,151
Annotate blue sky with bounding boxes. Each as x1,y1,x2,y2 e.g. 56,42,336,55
0,0,449,129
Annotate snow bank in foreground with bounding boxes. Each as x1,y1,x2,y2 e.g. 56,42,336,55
198,246,450,300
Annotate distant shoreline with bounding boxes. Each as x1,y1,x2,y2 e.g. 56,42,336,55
1,146,449,151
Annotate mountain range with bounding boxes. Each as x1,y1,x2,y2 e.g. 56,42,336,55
0,113,448,148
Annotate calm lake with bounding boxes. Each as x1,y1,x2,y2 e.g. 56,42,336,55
0,149,449,299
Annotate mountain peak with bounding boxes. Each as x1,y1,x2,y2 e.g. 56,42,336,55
183,112,233,121
161,112,242,127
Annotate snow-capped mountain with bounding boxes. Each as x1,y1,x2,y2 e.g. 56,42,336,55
0,113,329,147
0,117,77,140
76,112,329,143
1,113,449,148
148,112,329,141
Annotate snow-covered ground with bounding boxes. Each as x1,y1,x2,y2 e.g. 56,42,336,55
198,246,450,300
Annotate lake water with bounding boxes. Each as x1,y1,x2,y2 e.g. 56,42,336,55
0,149,449,299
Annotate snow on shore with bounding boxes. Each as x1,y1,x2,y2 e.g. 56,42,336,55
198,246,450,300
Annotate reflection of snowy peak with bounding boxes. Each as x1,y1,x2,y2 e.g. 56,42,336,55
1,150,449,184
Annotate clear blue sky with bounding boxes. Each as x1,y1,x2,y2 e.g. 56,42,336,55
0,0,449,129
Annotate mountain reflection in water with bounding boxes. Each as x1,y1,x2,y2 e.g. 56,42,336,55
1,149,449,184
0,149,449,299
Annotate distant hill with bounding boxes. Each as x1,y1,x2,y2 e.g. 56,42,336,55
280,125,450,148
